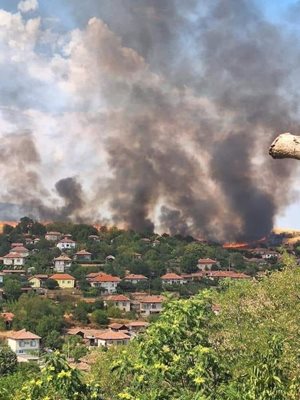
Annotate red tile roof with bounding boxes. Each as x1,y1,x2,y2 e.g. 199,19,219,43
197,258,218,264
92,273,120,283
161,273,183,280
3,252,24,259
76,250,91,255
46,231,61,235
59,238,75,243
96,331,130,340
206,271,250,279
50,273,75,281
7,329,41,340
54,255,72,261
12,246,28,253
11,243,24,247
106,294,130,302
124,274,148,280
127,321,149,327
140,295,164,303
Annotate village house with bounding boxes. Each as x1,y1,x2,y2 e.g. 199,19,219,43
57,238,76,251
105,294,131,312
12,245,30,257
197,258,219,270
161,272,186,285
50,273,75,289
123,274,148,284
67,328,105,347
96,331,130,347
105,255,115,262
108,323,128,332
45,231,62,241
89,273,121,293
2,252,25,267
28,275,49,288
139,295,164,316
7,329,41,361
127,321,149,334
205,271,251,280
250,248,280,259
133,252,142,260
74,250,92,262
53,254,72,273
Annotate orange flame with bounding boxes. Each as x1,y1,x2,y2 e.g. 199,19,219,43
222,242,249,249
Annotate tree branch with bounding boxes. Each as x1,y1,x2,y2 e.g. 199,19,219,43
269,133,300,160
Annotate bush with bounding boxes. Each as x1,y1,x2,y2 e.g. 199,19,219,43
91,310,109,326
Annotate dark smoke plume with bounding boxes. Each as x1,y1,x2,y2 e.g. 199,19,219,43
1,0,299,240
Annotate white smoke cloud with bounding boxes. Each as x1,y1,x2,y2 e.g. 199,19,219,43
18,0,39,14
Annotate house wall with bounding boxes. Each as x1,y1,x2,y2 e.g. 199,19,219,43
56,279,75,289
4,258,24,266
7,338,40,355
97,338,129,347
91,281,119,293
29,278,41,288
140,302,163,316
57,243,76,250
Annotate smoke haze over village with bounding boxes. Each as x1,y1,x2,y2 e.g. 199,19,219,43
0,0,300,240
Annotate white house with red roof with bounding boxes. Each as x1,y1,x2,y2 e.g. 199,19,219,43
54,254,72,272
89,273,121,293
161,272,186,285
2,252,25,266
96,331,130,347
139,295,164,316
105,294,131,312
57,238,76,251
7,329,41,361
123,274,148,284
197,258,219,271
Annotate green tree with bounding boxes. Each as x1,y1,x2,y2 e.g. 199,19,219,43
116,292,228,400
0,346,17,375
90,310,109,326
62,336,88,362
16,352,102,400
3,278,22,301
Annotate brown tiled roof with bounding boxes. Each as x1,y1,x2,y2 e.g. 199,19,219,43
140,295,164,304
96,331,130,340
127,321,149,327
12,246,28,253
50,273,75,280
54,255,72,261
11,243,24,247
92,273,120,283
29,275,48,280
206,271,250,279
124,274,148,280
7,329,40,340
106,295,130,302
108,323,128,330
46,231,61,235
76,250,91,255
197,258,218,264
161,273,183,280
59,238,75,244
3,252,24,259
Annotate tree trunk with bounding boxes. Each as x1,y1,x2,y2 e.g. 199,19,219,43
269,133,300,160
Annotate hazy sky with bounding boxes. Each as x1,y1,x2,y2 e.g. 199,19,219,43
0,0,299,236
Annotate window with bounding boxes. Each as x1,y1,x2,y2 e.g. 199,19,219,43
19,341,25,347
152,304,157,309
30,340,36,347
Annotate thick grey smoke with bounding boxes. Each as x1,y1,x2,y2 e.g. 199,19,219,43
0,132,83,221
0,0,299,240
